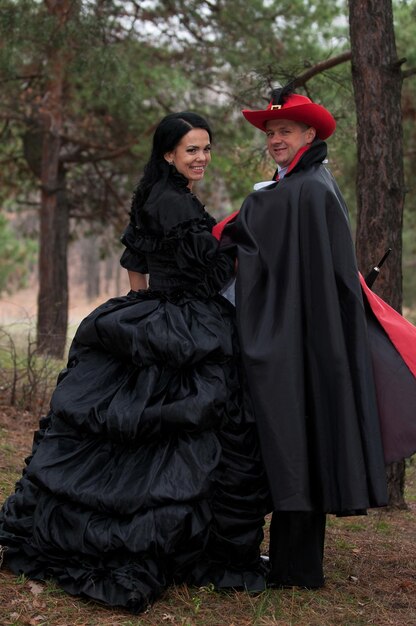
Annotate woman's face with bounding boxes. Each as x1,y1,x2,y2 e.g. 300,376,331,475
164,128,211,188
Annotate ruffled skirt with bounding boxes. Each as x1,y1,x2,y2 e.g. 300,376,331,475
0,291,270,613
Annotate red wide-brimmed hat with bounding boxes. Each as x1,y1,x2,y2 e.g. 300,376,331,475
242,93,336,140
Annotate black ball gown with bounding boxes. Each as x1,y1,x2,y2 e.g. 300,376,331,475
0,171,270,613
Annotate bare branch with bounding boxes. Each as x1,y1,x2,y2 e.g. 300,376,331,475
92,161,125,207
0,120,9,139
0,110,28,122
402,67,416,79
291,51,352,88
59,134,136,163
0,74,43,84
68,145,135,164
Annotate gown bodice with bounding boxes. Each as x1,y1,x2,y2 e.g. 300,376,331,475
120,173,234,297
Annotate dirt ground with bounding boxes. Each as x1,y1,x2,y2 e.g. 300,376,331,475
1,282,416,625
0,404,415,626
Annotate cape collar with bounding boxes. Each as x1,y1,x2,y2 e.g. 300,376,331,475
273,139,328,181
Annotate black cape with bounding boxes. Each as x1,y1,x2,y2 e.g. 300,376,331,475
360,275,416,464
225,141,388,514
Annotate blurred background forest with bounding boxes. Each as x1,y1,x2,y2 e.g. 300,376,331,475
0,0,415,345
1,6,415,605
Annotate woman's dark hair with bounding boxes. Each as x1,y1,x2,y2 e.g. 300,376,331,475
130,111,212,219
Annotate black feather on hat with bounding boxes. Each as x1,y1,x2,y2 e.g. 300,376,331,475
270,83,295,107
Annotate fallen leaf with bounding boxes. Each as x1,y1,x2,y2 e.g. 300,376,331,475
32,598,47,609
28,581,44,595
398,580,415,591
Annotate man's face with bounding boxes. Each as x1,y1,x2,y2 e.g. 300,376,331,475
265,119,316,168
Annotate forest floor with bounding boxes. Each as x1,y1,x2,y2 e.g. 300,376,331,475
0,404,415,626
0,287,416,625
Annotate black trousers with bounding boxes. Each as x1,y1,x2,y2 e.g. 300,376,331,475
268,511,326,588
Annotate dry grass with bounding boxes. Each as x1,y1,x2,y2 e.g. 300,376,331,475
0,405,415,626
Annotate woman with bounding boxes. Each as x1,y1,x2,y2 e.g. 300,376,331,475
0,112,270,613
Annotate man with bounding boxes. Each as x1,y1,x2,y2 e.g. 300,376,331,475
222,87,390,589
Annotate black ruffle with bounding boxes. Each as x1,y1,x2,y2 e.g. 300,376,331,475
119,174,219,286
119,223,149,273
121,214,233,299
0,290,270,613
0,171,270,612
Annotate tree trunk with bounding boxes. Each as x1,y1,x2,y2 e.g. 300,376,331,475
386,461,408,510
84,239,101,301
348,0,407,507
37,134,69,357
36,1,73,358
